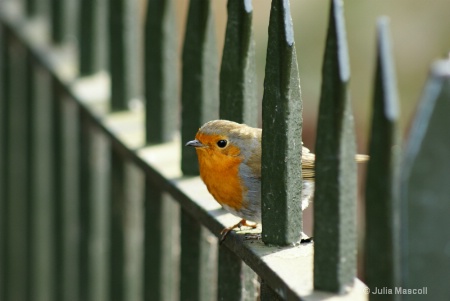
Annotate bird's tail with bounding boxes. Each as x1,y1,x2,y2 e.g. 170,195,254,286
355,154,369,163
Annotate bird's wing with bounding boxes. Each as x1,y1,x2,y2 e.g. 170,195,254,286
355,154,369,162
302,146,316,180
302,147,369,180
241,130,262,179
246,140,367,181
246,143,316,180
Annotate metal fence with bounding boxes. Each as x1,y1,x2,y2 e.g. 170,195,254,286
1,0,449,300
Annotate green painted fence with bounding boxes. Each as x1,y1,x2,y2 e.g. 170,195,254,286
1,0,449,300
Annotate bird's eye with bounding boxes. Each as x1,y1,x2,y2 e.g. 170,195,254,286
217,140,227,148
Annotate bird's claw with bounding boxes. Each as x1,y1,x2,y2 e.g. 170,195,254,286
219,219,258,245
219,228,232,245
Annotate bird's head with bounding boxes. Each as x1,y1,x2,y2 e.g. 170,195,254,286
185,120,261,164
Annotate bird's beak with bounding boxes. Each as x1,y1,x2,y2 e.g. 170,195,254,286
185,139,204,147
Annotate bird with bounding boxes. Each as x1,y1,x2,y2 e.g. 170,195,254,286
185,119,368,243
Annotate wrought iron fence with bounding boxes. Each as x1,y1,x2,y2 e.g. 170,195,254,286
1,0,449,300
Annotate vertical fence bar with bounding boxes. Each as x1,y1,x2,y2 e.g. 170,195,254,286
79,119,111,301
110,149,126,301
0,25,6,301
24,48,34,301
4,34,31,301
29,64,55,301
180,212,201,300
108,149,147,301
92,128,111,301
145,0,178,143
365,17,401,300
144,184,163,301
219,0,257,126
79,0,108,75
218,247,258,301
109,0,140,111
122,162,145,301
218,248,242,301
180,211,218,301
52,81,65,301
144,184,180,301
314,0,357,293
400,59,450,301
261,0,303,246
79,112,91,301
181,0,219,175
164,197,180,301
60,96,80,301
25,0,47,22
25,0,38,17
51,0,71,44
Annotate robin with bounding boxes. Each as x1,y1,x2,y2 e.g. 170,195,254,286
186,119,368,243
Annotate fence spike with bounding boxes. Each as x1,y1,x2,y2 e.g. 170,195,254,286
313,0,357,292
50,0,75,44
261,0,303,245
400,58,450,300
145,0,178,143
365,17,401,300
79,0,108,75
181,0,219,175
109,0,140,111
219,0,257,126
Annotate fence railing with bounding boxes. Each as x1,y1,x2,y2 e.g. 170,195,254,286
1,0,449,300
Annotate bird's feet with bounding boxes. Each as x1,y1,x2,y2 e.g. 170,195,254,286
219,219,257,244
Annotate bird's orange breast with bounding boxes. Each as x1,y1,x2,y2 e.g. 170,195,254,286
196,145,245,211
